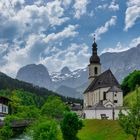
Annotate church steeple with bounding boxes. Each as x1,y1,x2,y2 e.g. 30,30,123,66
90,35,100,64
88,34,101,84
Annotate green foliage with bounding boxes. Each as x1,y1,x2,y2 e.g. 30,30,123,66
61,112,83,140
124,87,140,107
0,115,20,139
0,88,81,140
0,125,13,140
121,70,140,96
119,87,140,140
17,105,40,119
0,72,82,105
41,96,70,120
29,118,58,140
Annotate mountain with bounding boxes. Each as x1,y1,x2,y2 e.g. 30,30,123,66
56,85,81,98
100,44,140,81
16,64,52,90
15,44,140,98
61,66,71,74
51,67,88,90
0,71,82,104
0,71,57,98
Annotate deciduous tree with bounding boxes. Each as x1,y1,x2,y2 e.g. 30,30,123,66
61,112,83,140
119,87,140,140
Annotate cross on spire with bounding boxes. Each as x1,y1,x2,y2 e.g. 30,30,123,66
93,34,96,43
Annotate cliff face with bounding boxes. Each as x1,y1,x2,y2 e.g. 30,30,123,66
16,64,52,89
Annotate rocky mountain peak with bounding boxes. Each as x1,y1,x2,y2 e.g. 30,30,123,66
61,66,71,74
16,64,52,89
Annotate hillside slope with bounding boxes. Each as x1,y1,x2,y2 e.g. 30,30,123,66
78,120,133,140
124,87,140,107
0,72,82,104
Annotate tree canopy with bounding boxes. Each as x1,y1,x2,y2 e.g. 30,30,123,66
61,112,83,140
119,87,140,140
121,70,140,96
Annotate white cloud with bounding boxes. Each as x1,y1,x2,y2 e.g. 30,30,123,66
124,0,140,31
0,44,9,55
0,0,75,77
108,0,119,11
73,0,89,19
13,5,50,34
93,16,117,40
62,0,72,8
96,0,119,11
0,0,70,42
102,36,140,53
39,43,90,73
101,42,129,54
44,25,79,45
0,24,79,77
96,4,108,10
46,0,70,26
129,36,140,48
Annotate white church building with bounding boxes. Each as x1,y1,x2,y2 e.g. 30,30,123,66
83,37,124,120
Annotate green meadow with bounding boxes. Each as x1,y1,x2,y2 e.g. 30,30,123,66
77,119,135,140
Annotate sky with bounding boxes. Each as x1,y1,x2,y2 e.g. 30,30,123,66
0,0,140,77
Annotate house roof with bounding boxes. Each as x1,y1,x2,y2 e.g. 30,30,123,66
84,69,120,93
0,96,11,101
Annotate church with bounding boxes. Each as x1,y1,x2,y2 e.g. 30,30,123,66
83,37,123,120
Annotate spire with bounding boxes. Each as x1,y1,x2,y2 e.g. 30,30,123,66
93,34,96,43
90,34,100,64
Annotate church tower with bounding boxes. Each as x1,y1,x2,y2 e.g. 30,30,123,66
88,35,101,84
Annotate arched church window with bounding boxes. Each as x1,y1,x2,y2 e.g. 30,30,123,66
94,67,98,75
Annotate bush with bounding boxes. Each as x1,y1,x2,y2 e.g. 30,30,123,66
31,119,58,140
61,112,83,140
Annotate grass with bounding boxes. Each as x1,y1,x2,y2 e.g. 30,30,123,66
76,88,140,140
77,119,135,140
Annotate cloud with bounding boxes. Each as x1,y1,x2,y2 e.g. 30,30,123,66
124,0,140,31
108,0,119,11
96,4,108,10
0,0,76,77
129,36,140,47
102,36,140,53
101,42,129,54
96,0,119,11
0,0,70,43
73,0,89,19
44,25,79,45
39,43,90,73
46,0,70,26
0,24,79,77
93,16,117,40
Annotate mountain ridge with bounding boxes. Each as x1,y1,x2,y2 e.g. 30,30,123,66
15,44,140,98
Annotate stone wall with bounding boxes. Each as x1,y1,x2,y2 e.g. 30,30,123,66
84,107,127,120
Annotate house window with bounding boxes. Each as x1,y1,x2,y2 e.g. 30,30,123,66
94,67,98,75
114,100,118,103
2,106,7,113
103,92,106,100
